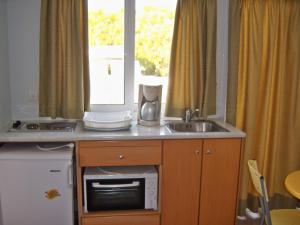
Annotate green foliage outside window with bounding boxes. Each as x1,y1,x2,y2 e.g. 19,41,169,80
89,9,124,46
89,6,175,77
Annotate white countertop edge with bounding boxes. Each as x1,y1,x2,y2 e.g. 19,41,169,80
0,119,246,142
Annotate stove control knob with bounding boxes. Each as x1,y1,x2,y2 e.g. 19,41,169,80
12,121,21,128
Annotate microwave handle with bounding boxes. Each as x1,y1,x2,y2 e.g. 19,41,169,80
92,181,140,188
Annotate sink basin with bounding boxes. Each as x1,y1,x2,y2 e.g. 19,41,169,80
166,120,228,133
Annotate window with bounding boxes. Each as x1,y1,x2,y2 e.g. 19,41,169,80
88,0,176,111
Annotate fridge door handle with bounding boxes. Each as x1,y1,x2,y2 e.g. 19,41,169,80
68,164,73,186
92,181,140,188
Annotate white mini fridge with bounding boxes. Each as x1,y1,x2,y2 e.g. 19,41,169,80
0,143,74,225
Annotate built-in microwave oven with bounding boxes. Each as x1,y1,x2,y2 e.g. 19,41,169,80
83,166,158,212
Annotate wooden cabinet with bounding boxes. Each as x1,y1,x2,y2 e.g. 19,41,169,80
76,138,242,225
161,140,203,225
76,140,162,225
162,138,242,225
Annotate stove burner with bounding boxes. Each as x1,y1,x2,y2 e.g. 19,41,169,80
12,120,21,129
26,123,39,130
9,121,77,132
45,123,72,130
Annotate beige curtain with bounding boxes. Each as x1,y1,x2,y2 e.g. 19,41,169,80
39,0,90,119
234,0,300,211
165,0,216,118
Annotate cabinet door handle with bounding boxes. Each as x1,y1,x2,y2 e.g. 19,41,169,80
67,164,73,186
205,149,212,155
119,155,124,159
195,150,200,155
92,181,140,188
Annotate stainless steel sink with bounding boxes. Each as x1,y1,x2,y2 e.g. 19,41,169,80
166,120,228,133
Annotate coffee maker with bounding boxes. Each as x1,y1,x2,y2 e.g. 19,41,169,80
137,85,162,126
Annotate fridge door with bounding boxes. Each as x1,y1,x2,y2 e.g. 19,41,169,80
0,159,73,225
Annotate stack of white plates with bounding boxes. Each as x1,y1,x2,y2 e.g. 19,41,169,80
83,111,132,131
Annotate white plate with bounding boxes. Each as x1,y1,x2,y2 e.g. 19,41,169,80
84,125,131,132
83,111,132,129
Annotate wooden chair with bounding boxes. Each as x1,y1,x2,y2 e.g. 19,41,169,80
247,160,300,225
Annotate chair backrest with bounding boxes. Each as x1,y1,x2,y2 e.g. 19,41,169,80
248,160,269,200
248,160,272,225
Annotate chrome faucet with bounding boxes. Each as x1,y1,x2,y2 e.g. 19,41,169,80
184,108,199,123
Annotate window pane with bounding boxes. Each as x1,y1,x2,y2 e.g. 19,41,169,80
134,0,177,103
88,0,125,105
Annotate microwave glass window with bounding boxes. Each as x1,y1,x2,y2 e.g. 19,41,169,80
86,178,145,211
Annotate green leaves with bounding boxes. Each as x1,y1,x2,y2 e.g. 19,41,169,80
89,6,175,77
89,9,124,46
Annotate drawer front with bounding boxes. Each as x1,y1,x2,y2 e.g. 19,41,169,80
78,141,162,166
82,214,160,225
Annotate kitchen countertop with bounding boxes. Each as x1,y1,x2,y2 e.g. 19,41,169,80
0,120,245,142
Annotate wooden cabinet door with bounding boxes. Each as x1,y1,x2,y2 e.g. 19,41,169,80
199,139,241,225
162,140,203,225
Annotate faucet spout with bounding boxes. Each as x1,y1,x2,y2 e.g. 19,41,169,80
184,108,199,122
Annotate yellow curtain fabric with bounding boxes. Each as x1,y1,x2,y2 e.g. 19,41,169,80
236,0,300,207
39,0,90,119
165,0,216,118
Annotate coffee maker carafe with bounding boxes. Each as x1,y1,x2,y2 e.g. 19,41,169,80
138,85,162,126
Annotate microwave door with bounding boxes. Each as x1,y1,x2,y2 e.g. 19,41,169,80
86,178,145,211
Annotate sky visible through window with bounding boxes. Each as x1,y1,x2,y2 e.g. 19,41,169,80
88,0,176,12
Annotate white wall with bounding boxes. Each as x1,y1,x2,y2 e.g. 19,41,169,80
0,0,11,129
7,0,40,120
216,0,228,120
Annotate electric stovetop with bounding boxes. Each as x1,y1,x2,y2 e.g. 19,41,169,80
9,121,77,132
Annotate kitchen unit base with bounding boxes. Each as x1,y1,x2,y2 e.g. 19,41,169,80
76,138,243,225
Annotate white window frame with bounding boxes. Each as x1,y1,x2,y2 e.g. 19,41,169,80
90,0,229,121
90,0,135,112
